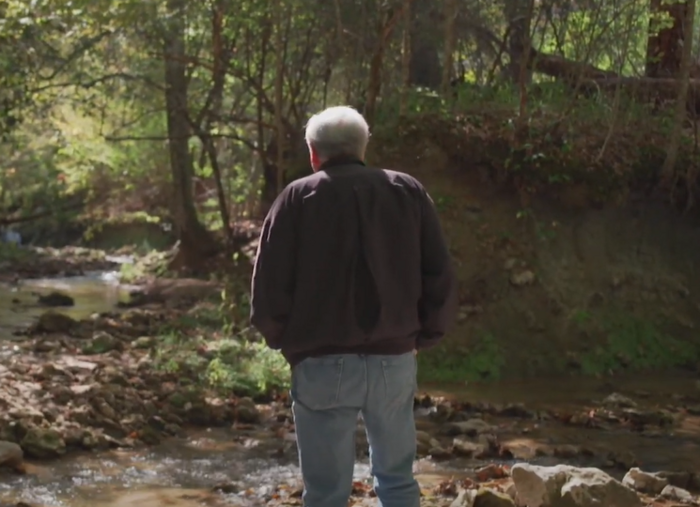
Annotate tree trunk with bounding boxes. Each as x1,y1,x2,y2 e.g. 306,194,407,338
273,0,286,195
163,0,218,269
646,0,689,78
503,0,533,84
365,6,405,126
408,2,441,88
661,0,696,185
399,0,411,115
441,0,457,94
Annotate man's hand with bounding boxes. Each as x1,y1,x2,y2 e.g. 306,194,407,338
413,349,417,356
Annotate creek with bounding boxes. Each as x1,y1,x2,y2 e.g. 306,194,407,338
1,274,700,506
0,272,128,345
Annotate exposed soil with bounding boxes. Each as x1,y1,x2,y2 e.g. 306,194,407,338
373,136,700,379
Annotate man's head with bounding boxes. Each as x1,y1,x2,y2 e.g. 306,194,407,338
304,106,370,172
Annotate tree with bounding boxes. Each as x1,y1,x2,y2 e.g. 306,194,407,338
646,0,690,78
162,0,219,268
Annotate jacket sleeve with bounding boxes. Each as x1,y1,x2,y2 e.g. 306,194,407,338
416,189,458,349
250,187,297,349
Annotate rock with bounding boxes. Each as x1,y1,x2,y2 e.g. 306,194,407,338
37,291,75,307
453,437,487,458
660,485,694,503
622,468,668,495
445,418,494,436
473,488,515,507
138,426,161,445
603,393,637,408
510,270,535,287
511,463,642,507
212,481,239,494
416,430,438,456
502,441,538,460
657,471,696,490
476,464,509,481
498,404,534,418
133,336,155,349
607,450,637,470
429,446,453,460
234,397,260,424
31,311,77,334
504,258,517,270
450,489,477,507
20,427,66,458
0,440,23,470
553,445,583,459
82,331,122,354
33,339,62,352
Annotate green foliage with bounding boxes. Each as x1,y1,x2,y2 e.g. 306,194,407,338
149,268,290,398
576,313,700,375
417,332,505,384
385,82,689,205
152,331,289,398
0,241,25,262
204,340,289,396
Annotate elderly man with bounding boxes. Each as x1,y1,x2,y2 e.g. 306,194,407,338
250,106,457,507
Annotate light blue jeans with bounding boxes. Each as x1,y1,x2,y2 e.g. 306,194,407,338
290,352,419,507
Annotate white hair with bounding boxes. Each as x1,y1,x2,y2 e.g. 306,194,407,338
304,106,370,161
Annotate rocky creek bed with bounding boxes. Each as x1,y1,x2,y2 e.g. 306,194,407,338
1,264,700,506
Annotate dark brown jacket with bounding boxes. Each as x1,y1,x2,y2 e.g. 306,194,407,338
250,158,458,365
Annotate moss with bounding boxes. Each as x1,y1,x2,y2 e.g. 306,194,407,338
574,312,700,375
418,332,505,384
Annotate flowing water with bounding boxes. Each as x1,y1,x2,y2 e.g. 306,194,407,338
0,271,128,340
1,274,700,506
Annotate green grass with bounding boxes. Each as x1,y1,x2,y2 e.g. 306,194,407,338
577,313,700,375
417,332,505,384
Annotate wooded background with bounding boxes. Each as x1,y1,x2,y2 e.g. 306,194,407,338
1,0,699,269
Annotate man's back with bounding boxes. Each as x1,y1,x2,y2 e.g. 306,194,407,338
250,105,456,507
251,159,457,365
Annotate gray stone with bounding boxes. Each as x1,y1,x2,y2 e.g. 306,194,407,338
234,397,260,424
0,440,22,469
473,488,516,507
511,463,642,507
445,418,494,436
622,467,668,495
659,485,694,504
20,427,67,458
602,393,637,409
453,437,487,458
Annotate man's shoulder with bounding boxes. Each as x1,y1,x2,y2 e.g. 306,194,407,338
284,172,326,192
375,168,426,193
282,166,427,196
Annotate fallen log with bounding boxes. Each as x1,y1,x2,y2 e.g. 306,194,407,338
528,48,700,112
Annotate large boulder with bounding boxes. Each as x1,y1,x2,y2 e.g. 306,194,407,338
511,463,642,507
30,311,77,334
20,427,66,458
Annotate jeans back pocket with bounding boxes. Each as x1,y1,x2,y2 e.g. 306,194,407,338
291,356,345,410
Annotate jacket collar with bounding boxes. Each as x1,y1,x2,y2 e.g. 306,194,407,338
320,156,366,171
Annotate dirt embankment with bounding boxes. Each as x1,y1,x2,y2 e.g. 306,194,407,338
375,131,700,381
